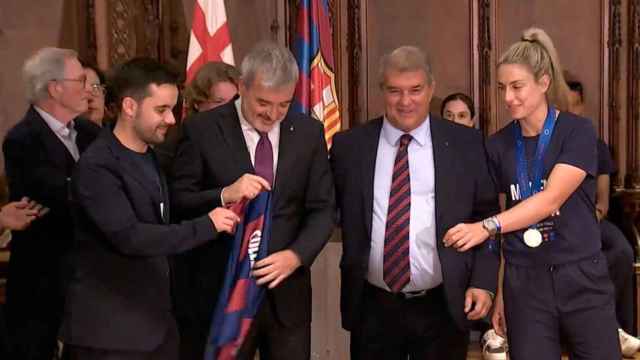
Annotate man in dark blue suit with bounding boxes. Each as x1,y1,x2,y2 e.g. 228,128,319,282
60,58,239,360
330,46,499,360
3,47,101,359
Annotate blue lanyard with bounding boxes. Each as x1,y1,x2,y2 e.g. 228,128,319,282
514,106,556,200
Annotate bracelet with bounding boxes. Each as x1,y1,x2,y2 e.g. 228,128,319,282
493,216,501,234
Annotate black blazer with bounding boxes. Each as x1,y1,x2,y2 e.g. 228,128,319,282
60,129,218,351
170,100,335,328
330,116,499,331
2,106,100,319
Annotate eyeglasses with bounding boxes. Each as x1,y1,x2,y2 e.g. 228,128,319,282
89,84,106,96
54,75,87,88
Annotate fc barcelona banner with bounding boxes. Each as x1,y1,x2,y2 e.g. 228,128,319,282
293,0,341,148
205,192,272,360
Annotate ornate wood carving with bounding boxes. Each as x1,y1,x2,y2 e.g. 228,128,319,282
86,0,98,64
328,0,344,130
158,0,189,79
628,0,640,188
141,0,161,59
608,0,623,188
347,0,362,126
109,0,134,65
478,0,492,136
105,0,161,67
271,18,281,41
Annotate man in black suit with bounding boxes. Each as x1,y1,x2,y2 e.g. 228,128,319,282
3,47,101,359
330,46,499,360
171,42,335,359
60,58,239,360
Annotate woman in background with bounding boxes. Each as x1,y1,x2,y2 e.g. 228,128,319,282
441,92,476,128
183,61,240,117
80,62,107,126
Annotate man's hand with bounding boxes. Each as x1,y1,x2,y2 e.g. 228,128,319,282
222,174,271,204
252,250,302,289
464,287,493,320
208,207,240,234
491,291,507,337
595,205,606,222
0,197,40,231
443,222,490,252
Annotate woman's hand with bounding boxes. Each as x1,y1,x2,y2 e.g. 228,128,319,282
443,222,490,251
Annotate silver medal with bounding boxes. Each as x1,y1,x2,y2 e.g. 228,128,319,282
523,228,543,248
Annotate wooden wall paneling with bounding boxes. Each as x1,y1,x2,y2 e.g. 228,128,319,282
628,0,640,188
357,0,369,125
224,1,285,62
610,0,625,188
477,0,496,135
346,0,364,127
59,0,91,63
494,0,605,132
158,0,190,78
328,0,347,131
362,0,475,123
95,0,109,69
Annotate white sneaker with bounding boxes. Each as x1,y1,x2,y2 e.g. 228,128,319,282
481,329,508,360
619,328,640,358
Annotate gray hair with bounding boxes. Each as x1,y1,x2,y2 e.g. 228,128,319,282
379,46,434,87
23,47,78,103
240,41,299,89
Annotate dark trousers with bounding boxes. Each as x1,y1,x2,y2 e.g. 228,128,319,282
504,253,620,360
63,319,179,360
600,219,635,334
235,296,310,360
0,305,10,359
7,307,61,360
350,282,468,360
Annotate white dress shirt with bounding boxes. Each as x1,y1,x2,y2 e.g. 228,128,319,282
35,106,80,161
367,116,443,292
235,98,280,174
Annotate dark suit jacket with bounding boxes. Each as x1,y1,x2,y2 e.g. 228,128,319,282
60,129,218,351
330,116,499,332
2,106,100,323
170,100,335,328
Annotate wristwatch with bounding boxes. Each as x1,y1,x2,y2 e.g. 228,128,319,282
482,216,501,236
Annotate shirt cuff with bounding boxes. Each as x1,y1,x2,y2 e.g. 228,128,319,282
220,187,227,207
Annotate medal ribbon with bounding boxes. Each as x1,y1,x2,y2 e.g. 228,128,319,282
514,105,556,235
514,105,556,199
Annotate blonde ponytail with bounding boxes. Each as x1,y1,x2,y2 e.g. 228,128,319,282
498,27,570,111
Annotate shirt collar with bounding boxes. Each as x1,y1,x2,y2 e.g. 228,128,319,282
234,98,280,134
381,114,431,147
34,106,74,137
235,98,252,131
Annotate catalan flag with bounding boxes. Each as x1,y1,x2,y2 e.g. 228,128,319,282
204,192,271,360
293,0,341,148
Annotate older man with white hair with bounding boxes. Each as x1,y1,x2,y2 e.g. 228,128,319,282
3,47,100,359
